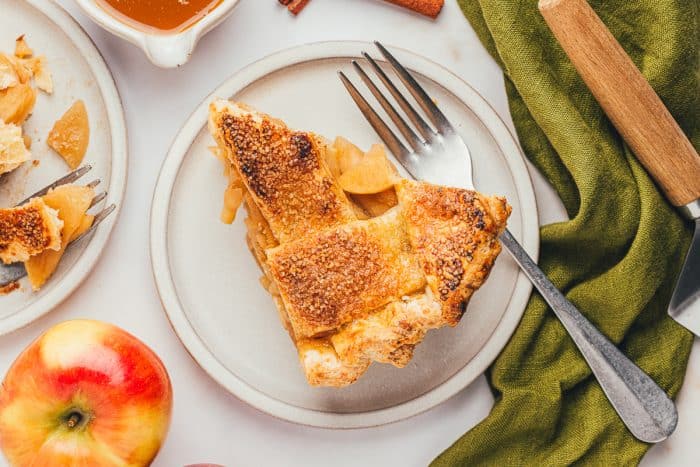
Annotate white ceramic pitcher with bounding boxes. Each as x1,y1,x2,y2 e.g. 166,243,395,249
73,0,240,68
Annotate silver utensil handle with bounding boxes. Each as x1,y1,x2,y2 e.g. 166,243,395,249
0,263,26,287
500,228,677,443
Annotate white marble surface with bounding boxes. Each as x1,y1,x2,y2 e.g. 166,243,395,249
0,0,697,465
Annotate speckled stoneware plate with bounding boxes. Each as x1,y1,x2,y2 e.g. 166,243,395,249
0,0,127,335
150,41,538,428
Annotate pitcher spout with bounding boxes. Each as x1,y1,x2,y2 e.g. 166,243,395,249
143,33,197,68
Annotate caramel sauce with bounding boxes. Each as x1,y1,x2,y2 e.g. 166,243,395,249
96,0,222,33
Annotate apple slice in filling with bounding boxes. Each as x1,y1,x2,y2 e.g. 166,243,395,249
25,185,94,290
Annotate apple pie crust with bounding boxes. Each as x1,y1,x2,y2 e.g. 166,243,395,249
208,100,510,387
0,198,62,264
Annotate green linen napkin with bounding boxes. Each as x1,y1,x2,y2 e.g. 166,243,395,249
434,0,699,465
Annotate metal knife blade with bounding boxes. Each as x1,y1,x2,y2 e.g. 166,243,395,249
668,202,700,334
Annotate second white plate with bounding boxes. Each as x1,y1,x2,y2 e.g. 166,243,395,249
0,0,127,335
151,41,538,428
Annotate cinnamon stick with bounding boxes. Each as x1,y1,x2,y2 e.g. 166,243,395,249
284,0,310,15
382,0,444,18
280,0,443,18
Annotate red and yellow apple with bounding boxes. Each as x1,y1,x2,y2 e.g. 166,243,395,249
0,319,173,466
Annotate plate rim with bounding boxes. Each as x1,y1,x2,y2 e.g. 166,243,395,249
0,0,128,335
150,40,539,428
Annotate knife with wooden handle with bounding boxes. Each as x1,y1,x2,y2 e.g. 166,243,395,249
538,0,700,337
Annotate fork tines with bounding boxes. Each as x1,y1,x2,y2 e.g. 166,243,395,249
361,51,435,142
70,203,116,244
17,164,92,206
374,42,451,130
1,165,116,286
339,41,475,188
339,70,410,161
13,163,114,243
340,42,453,147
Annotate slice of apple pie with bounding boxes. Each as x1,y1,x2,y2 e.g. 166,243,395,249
208,100,510,387
0,184,95,290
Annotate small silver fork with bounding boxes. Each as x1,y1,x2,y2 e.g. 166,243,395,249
1,165,116,286
339,41,677,443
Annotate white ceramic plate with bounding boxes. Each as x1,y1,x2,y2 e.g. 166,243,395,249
151,41,538,428
0,0,127,335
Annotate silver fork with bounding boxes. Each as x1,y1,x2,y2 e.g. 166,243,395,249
339,41,677,443
1,165,116,286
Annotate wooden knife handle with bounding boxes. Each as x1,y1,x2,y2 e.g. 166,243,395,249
539,0,700,207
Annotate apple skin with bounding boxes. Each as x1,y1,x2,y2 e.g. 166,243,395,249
0,319,173,466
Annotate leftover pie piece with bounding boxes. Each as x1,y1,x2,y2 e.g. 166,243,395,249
209,100,510,386
8,55,32,85
14,36,33,59
25,55,52,94
9,36,53,95
0,52,34,92
0,120,30,176
47,100,89,169
0,82,35,125
0,55,20,91
0,44,37,124
0,36,55,180
25,185,94,290
0,184,94,291
0,198,62,264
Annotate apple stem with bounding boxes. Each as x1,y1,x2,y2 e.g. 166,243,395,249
66,412,83,429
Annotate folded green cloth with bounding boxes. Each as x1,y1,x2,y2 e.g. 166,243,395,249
433,0,699,465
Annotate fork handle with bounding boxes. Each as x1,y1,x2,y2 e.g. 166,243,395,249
538,0,700,207
0,263,26,287
499,229,677,442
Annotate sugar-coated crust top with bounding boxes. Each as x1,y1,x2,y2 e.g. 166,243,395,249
0,198,62,264
267,208,425,339
209,101,356,243
396,180,510,325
